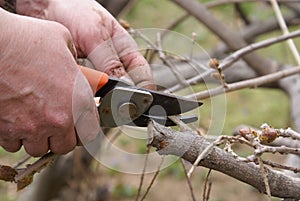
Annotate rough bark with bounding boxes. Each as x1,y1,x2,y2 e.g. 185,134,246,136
149,121,300,199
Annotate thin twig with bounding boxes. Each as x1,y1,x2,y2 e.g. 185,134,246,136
205,0,299,8
257,157,272,200
128,28,157,49
278,127,300,140
187,134,258,177
255,145,300,156
140,156,165,201
168,29,300,93
270,0,300,65
243,157,300,173
105,128,123,150
180,159,197,201
156,32,189,87
168,115,194,132
136,122,155,201
209,58,228,88
15,152,56,190
187,65,300,100
135,145,151,201
13,155,31,169
187,137,220,178
217,30,300,71
203,169,212,201
150,121,300,198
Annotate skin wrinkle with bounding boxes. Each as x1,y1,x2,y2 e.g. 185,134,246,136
1,90,43,132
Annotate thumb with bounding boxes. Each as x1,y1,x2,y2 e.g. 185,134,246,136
72,70,101,145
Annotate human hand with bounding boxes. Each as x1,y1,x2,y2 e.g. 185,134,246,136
0,9,100,157
17,0,156,90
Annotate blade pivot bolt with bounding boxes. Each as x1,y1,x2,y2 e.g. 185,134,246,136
118,102,138,120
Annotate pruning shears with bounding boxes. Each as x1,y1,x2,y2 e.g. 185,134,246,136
80,66,202,127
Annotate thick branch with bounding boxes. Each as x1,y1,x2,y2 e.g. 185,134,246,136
241,14,300,43
148,121,300,199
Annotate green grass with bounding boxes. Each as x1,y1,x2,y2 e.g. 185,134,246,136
124,0,185,29
191,83,290,135
158,160,186,180
223,88,290,134
112,182,138,198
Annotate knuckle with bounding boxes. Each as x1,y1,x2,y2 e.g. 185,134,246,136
47,111,73,130
24,148,47,157
0,141,21,153
52,22,72,39
22,138,49,157
50,138,76,155
49,129,77,155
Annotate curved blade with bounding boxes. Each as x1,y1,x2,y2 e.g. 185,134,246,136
142,89,203,116
96,77,202,127
98,87,153,127
128,115,198,127
96,77,202,117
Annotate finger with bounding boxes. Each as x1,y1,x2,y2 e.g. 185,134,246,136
111,32,156,88
126,65,157,90
87,38,126,77
72,71,100,145
67,40,78,60
49,127,77,155
22,137,49,157
0,140,22,153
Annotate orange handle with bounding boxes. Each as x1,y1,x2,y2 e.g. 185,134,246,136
79,65,109,94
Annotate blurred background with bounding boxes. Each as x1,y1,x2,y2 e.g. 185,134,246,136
1,0,296,201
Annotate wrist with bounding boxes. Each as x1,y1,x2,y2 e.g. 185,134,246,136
16,0,48,18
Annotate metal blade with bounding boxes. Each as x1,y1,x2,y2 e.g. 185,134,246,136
128,115,198,127
142,89,203,116
98,87,153,128
96,77,202,127
96,78,202,117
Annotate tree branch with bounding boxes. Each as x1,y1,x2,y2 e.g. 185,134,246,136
205,0,299,8
187,65,300,100
148,121,300,199
166,29,300,93
172,0,277,76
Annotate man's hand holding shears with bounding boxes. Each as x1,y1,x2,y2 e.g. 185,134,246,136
0,0,202,157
